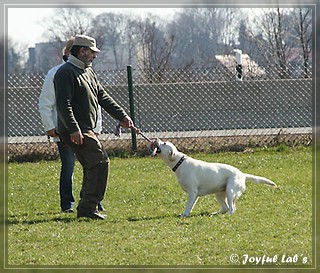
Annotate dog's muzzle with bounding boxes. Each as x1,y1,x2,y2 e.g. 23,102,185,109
149,140,161,156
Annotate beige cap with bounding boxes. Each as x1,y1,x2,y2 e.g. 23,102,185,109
73,34,100,52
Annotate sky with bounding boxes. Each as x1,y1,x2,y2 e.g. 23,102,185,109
7,7,179,48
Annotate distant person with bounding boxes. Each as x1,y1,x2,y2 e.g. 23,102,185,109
39,37,105,213
54,34,135,220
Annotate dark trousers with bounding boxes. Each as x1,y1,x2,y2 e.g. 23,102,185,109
60,130,109,213
57,142,75,211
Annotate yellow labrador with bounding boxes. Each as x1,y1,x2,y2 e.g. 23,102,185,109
151,139,277,217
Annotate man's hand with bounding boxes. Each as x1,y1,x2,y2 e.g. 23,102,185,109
70,131,84,145
47,128,59,138
120,115,134,129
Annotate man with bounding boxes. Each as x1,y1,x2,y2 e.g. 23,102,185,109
54,34,134,220
39,37,105,213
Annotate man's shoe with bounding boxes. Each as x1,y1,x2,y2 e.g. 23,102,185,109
77,209,105,220
97,203,106,212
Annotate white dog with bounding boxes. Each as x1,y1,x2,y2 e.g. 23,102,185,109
150,139,277,217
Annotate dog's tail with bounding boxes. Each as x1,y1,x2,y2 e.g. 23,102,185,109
244,174,277,187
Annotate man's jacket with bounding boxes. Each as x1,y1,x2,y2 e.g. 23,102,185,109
54,55,127,135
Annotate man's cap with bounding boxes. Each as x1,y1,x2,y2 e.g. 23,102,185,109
73,34,100,52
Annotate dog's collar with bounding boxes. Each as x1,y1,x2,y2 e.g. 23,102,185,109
172,156,186,172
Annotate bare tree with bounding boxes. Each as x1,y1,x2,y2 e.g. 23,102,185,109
42,8,93,43
38,8,96,71
292,8,312,77
238,19,263,64
131,16,176,81
125,17,139,66
168,8,240,68
247,8,296,78
265,9,288,73
217,8,239,52
7,38,27,73
90,12,128,70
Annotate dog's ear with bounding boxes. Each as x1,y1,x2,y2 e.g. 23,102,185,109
168,147,177,161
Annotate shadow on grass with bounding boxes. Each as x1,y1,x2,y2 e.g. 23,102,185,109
6,211,219,225
6,212,76,225
126,211,215,222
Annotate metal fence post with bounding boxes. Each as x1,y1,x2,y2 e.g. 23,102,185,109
234,49,243,81
127,65,137,152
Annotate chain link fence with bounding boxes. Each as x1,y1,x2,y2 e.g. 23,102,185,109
7,64,312,162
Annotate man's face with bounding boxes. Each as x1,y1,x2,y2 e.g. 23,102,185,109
79,47,97,67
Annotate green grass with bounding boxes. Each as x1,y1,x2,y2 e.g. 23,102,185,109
6,146,313,267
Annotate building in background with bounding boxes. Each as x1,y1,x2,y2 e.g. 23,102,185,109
26,41,64,74
25,40,136,74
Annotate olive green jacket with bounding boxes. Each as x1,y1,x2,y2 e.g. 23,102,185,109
54,55,127,135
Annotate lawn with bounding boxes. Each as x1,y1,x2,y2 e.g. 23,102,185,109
6,146,313,269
